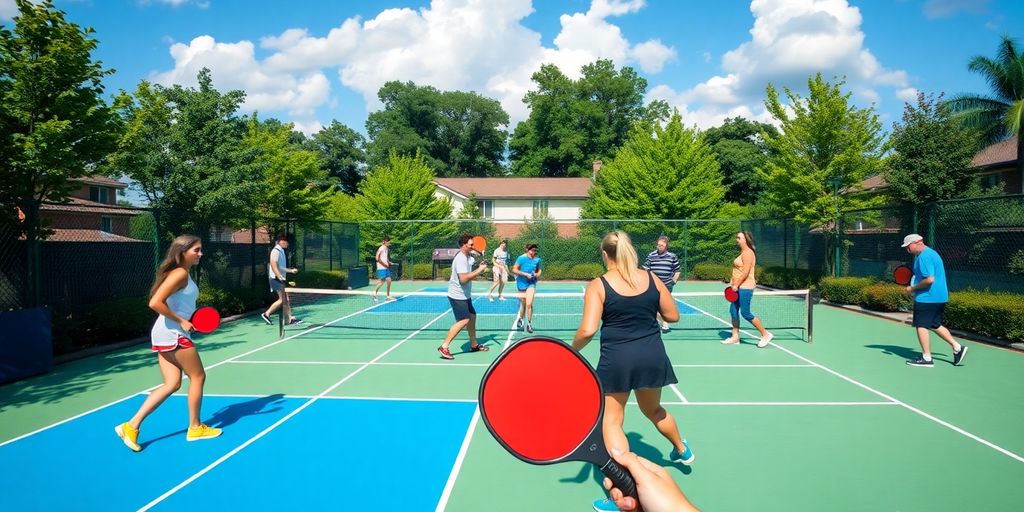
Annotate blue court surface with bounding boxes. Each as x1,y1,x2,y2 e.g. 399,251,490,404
0,395,475,511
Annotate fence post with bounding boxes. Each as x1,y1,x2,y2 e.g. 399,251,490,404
329,222,334,272
926,203,936,243
250,218,257,288
681,221,688,279
783,219,789,271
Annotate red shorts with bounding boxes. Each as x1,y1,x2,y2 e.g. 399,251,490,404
152,336,195,353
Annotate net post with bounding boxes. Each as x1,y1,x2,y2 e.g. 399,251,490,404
279,302,285,339
806,290,813,343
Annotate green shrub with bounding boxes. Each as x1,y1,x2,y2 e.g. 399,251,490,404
293,270,347,289
690,264,731,281
198,286,245,316
860,283,912,312
413,263,434,279
566,263,604,280
542,263,569,280
946,291,1024,342
757,266,821,289
818,277,876,305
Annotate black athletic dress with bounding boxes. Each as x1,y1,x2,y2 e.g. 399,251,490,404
594,271,678,393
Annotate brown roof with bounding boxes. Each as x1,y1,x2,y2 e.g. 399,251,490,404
860,175,889,191
971,136,1018,168
73,175,128,188
435,178,592,199
42,229,146,242
40,197,145,215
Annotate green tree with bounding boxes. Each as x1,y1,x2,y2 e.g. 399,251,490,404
885,93,983,204
355,152,456,271
509,59,669,177
0,0,121,229
108,70,256,240
365,81,509,177
325,192,360,222
945,35,1024,190
704,117,779,205
307,120,366,194
243,118,332,226
759,74,886,228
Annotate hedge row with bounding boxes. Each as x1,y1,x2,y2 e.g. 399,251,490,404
688,264,819,290
819,277,1024,343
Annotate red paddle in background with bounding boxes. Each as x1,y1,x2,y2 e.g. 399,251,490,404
190,306,221,334
893,265,913,286
724,286,739,303
478,336,638,501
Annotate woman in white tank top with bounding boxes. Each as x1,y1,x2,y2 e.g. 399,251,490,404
114,235,222,452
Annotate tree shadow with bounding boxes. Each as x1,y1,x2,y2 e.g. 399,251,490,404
139,393,287,448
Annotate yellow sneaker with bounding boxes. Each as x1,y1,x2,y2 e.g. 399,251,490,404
186,424,222,442
114,422,141,452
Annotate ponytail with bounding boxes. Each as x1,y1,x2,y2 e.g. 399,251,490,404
601,230,640,289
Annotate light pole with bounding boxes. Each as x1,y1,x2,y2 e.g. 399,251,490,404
827,177,843,277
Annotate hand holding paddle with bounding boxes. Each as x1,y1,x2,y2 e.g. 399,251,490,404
189,306,221,334
724,286,739,303
893,265,913,292
479,336,638,502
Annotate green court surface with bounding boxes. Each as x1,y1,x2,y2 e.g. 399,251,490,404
2,280,1023,511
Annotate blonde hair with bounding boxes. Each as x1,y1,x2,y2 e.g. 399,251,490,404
150,234,201,298
601,230,640,289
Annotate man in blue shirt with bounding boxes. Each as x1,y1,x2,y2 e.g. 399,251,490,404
901,234,968,367
512,243,541,333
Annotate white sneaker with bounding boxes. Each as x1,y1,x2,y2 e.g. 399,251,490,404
498,296,506,301
757,332,774,348
661,322,670,333
488,296,494,302
721,337,739,345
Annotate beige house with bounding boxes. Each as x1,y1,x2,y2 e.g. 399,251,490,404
860,136,1021,195
433,177,593,238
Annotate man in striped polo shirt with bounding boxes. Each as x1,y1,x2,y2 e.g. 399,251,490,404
643,235,681,332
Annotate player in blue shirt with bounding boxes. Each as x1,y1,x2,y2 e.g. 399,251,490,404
512,243,541,333
901,234,968,367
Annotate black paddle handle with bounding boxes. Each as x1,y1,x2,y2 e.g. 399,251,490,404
600,457,639,502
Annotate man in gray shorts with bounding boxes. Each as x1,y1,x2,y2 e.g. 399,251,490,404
437,234,490,360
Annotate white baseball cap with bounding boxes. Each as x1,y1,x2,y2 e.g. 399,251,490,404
901,234,923,247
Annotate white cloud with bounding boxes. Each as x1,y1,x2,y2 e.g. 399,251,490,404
140,0,210,7
649,0,913,129
291,119,324,136
0,0,17,20
896,87,919,102
150,0,675,128
923,0,989,19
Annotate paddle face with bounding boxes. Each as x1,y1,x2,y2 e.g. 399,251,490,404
724,286,740,303
893,265,913,286
479,336,637,500
190,306,221,334
472,235,487,256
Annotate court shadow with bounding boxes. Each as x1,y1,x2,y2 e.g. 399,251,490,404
457,335,499,354
864,344,950,364
139,393,287,448
558,431,689,487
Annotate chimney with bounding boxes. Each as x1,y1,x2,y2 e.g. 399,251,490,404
591,160,603,181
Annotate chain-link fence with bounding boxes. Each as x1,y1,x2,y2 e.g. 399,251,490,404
2,202,359,354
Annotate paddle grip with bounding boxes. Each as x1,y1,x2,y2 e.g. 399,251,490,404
601,457,639,503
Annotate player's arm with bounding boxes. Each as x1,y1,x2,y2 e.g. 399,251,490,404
270,249,285,281
572,279,604,350
671,256,681,283
149,268,190,330
653,276,680,323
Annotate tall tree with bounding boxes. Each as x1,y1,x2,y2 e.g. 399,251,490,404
885,93,983,204
703,117,779,205
945,35,1024,192
759,74,886,228
108,69,256,239
365,81,509,177
0,0,121,229
509,59,669,177
242,118,332,226
307,120,366,194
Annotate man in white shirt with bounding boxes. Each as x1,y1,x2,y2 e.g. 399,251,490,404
437,234,490,360
262,233,301,325
373,237,394,302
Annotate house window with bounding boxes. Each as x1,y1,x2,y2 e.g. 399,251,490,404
89,186,110,204
979,173,1003,190
100,216,112,233
477,200,494,219
532,200,549,217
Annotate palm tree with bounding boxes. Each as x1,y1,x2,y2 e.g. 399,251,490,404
945,35,1024,193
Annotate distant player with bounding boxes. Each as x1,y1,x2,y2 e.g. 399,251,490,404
512,243,542,333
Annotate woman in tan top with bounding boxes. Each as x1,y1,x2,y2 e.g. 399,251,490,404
723,231,773,348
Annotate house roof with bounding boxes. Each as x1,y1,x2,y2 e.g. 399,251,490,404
859,136,1019,191
43,229,146,242
74,175,128,188
40,197,145,215
971,136,1018,168
434,178,592,199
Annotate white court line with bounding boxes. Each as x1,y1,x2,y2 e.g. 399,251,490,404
672,364,815,368
138,308,453,511
0,299,391,448
435,320,519,512
669,384,689,403
688,299,1024,464
187,393,477,403
228,360,488,367
661,401,898,406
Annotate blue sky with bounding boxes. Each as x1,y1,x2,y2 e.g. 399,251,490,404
2,0,1021,136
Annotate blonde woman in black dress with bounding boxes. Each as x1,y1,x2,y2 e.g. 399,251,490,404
573,231,695,511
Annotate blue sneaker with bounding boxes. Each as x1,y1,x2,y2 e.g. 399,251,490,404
670,439,694,465
593,498,620,511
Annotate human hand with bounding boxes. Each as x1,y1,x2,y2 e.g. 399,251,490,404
288,267,298,274
731,285,738,292
602,449,697,512
179,319,195,333
479,262,488,272
905,286,912,293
